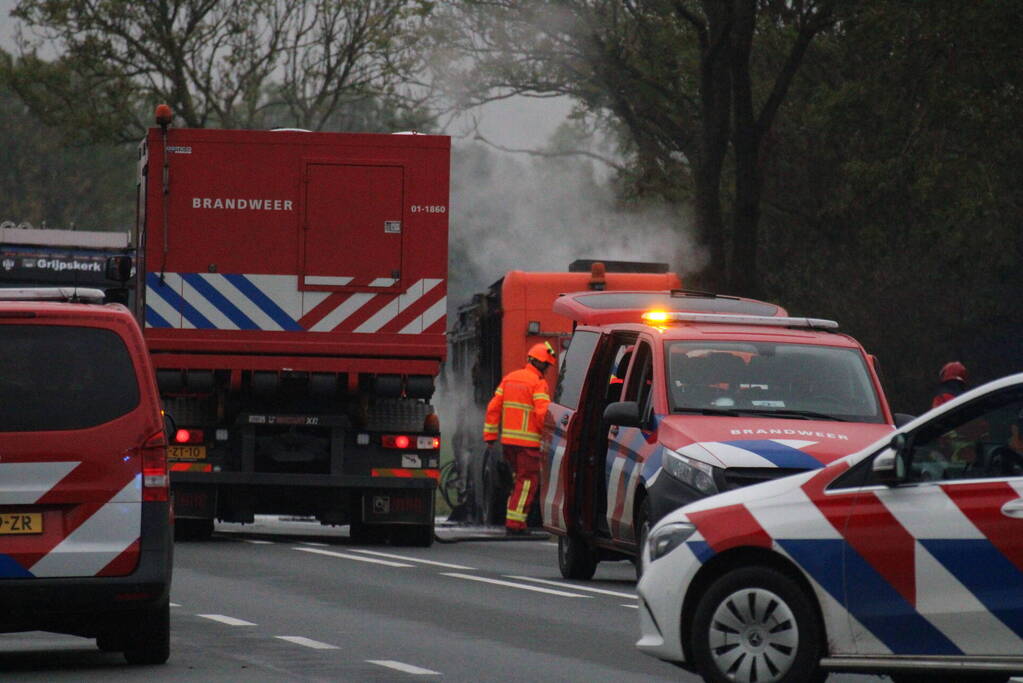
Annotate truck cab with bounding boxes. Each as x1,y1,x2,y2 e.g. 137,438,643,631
540,290,897,579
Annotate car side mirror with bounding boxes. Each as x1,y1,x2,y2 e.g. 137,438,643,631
873,432,908,485
603,400,641,427
105,255,133,282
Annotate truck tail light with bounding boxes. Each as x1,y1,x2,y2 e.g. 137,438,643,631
417,436,440,450
141,430,169,502
381,435,411,449
175,428,204,444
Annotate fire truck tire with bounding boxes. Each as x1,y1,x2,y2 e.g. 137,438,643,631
558,534,597,580
390,524,434,547
174,518,214,541
123,599,171,665
349,519,387,545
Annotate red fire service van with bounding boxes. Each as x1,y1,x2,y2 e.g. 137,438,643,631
129,109,449,545
540,290,899,579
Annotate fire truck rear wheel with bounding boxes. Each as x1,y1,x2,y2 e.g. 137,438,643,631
174,518,214,541
349,519,388,545
390,524,434,547
558,534,597,580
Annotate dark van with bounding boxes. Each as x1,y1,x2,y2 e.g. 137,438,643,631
0,287,172,664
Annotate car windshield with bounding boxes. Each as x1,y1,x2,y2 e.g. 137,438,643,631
665,340,884,423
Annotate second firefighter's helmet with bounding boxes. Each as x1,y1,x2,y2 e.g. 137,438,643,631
939,361,967,383
528,341,557,366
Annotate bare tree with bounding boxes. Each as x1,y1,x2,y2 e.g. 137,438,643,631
444,0,840,294
3,0,436,142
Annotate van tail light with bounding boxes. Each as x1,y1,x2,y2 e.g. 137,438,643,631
141,430,169,502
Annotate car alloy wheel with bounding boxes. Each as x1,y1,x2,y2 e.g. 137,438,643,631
692,566,823,683
707,585,797,681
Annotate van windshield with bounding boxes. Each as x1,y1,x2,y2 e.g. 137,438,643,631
665,341,884,423
0,324,140,431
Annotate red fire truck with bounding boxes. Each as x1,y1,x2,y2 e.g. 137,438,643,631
128,111,449,545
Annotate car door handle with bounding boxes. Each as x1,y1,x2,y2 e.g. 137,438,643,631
560,414,569,426
1001,498,1023,519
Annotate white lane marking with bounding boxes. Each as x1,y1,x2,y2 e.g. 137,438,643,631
350,549,475,570
170,603,181,608
198,614,256,626
505,575,636,599
244,539,274,544
621,604,639,609
441,573,590,598
294,546,413,567
301,541,328,547
367,660,440,676
276,636,339,650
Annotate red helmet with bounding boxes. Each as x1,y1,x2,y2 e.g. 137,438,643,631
939,361,967,383
528,341,557,366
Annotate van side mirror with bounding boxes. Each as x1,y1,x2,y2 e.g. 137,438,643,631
603,400,641,427
872,432,908,485
105,255,133,282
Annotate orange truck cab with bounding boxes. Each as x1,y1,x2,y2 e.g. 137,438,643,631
445,261,682,525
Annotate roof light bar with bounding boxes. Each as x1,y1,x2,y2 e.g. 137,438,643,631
0,287,106,304
642,310,839,329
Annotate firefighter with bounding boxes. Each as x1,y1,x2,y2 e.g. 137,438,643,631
932,361,968,409
483,341,557,534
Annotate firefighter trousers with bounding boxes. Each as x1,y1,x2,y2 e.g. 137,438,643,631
503,444,540,530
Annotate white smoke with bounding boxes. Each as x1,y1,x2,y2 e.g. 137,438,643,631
447,139,705,309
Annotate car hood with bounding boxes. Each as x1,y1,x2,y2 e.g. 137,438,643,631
656,414,894,470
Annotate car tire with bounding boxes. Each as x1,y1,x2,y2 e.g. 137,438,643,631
633,497,651,581
691,566,824,683
890,676,1010,683
123,599,170,665
558,534,597,580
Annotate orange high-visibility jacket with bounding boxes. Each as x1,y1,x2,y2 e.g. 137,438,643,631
483,363,551,447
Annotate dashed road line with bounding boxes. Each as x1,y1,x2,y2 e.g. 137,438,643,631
441,572,591,598
275,636,339,650
170,603,181,608
244,539,274,545
300,541,328,546
620,603,639,609
367,660,440,675
198,614,257,626
505,575,636,599
294,546,413,567
350,549,476,570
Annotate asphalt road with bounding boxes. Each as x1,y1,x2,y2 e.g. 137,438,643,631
0,517,1001,682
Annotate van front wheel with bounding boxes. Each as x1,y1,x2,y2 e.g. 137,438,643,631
558,534,597,580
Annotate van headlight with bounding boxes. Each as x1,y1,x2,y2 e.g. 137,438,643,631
648,521,697,562
663,450,718,495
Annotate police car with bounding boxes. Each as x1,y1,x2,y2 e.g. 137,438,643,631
539,290,899,580
0,287,172,664
636,372,1023,682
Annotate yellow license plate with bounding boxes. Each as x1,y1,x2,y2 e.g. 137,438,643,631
0,512,43,535
168,445,207,461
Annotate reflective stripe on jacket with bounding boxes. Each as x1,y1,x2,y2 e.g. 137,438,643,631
482,363,551,447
